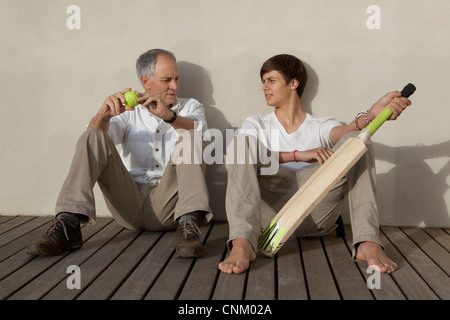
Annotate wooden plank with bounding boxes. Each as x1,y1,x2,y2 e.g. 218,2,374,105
382,227,448,299
179,222,228,300
402,227,450,276
322,234,373,300
144,224,212,300
42,227,138,300
77,231,162,300
1,216,449,301
380,228,437,300
111,231,178,300
0,248,36,282
6,219,116,300
0,216,35,236
0,217,50,248
277,238,308,300
343,225,406,300
245,254,275,300
212,268,247,300
0,218,54,276
143,247,195,300
0,216,17,225
300,237,340,300
424,228,450,252
0,218,50,264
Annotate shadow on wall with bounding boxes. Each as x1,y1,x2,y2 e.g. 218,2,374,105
177,61,231,221
373,140,450,228
300,61,319,115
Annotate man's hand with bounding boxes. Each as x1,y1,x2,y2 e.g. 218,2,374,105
295,148,334,166
138,91,174,121
367,91,412,122
88,88,135,131
99,88,136,118
330,90,413,145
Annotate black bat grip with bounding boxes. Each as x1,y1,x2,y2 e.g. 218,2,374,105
400,83,416,98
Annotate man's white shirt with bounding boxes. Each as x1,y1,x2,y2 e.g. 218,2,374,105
107,97,207,184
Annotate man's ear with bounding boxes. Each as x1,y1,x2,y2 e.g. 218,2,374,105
141,75,151,91
290,79,299,91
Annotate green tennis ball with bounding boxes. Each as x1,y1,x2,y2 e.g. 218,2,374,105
124,91,139,108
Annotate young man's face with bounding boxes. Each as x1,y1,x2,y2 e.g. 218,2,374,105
142,55,179,106
261,70,294,107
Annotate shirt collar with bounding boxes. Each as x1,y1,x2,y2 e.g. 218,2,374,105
170,97,181,112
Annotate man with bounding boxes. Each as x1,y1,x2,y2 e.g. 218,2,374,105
27,49,212,258
218,54,411,274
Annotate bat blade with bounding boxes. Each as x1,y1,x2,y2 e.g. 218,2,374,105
258,136,368,256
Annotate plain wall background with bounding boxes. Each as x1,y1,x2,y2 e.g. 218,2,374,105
0,0,449,227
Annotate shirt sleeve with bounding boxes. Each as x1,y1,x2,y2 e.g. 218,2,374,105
180,99,208,135
108,113,129,145
318,117,343,148
238,116,262,139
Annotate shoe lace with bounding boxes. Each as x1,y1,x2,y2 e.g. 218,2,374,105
180,220,203,242
43,219,70,241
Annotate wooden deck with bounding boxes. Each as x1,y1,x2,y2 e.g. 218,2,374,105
0,215,449,301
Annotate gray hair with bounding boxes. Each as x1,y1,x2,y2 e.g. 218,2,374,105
136,49,177,84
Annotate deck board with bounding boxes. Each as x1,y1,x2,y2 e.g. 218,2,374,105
322,235,373,300
276,238,308,300
300,237,340,300
6,218,114,300
1,215,449,301
382,226,450,299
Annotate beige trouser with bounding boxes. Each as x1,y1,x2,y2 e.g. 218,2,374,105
55,128,212,231
225,131,381,257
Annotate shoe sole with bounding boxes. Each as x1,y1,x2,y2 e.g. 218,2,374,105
26,242,82,256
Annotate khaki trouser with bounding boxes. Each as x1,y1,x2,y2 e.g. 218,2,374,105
225,131,381,257
55,128,212,231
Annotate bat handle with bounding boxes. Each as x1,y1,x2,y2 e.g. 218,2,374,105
364,105,393,136
360,83,416,140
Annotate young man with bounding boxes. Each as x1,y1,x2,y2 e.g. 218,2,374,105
27,49,212,258
219,54,411,274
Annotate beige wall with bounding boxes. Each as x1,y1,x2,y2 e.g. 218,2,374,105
0,0,449,227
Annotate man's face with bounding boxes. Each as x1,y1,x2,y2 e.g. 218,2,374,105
143,55,179,105
261,70,293,107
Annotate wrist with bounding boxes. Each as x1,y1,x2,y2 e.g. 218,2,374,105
98,110,113,123
163,109,177,123
366,108,376,122
354,110,370,130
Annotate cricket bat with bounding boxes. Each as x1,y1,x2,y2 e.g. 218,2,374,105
258,83,416,257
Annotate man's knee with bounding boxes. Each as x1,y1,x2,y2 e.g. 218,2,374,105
78,128,114,150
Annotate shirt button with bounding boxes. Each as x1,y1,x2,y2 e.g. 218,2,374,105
155,148,159,152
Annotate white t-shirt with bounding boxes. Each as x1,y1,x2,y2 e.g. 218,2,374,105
107,97,207,184
239,111,342,170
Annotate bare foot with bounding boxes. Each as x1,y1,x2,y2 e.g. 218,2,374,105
218,238,256,274
356,241,398,273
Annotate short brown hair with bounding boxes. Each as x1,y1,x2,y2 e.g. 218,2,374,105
260,54,308,98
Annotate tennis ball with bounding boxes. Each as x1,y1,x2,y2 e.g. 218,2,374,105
124,91,139,108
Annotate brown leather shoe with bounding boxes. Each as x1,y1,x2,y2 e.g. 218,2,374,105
175,220,204,258
26,218,82,256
